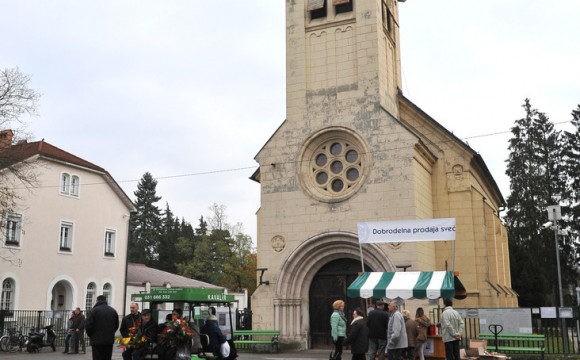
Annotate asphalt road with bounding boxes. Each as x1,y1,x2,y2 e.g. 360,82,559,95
0,346,332,360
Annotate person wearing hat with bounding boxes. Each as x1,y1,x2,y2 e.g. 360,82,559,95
200,314,227,358
367,300,389,360
132,309,159,360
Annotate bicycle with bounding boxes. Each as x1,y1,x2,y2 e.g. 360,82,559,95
0,327,28,352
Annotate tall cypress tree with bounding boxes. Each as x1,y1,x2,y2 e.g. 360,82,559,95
128,172,162,266
505,99,565,307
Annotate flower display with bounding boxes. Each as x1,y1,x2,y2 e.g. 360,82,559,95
122,323,150,349
161,318,195,342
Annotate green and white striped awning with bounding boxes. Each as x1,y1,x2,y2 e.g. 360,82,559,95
347,271,457,300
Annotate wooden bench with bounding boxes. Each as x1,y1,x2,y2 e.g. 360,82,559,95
233,330,280,352
479,333,545,360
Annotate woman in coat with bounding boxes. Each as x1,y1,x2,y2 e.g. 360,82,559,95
343,308,368,360
414,307,431,360
330,300,347,360
402,310,417,360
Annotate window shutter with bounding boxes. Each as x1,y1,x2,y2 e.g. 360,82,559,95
308,0,325,11
333,0,350,5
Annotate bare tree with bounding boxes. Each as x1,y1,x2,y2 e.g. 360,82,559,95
0,67,42,265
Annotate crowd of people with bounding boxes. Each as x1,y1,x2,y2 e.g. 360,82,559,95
80,295,232,360
330,298,464,360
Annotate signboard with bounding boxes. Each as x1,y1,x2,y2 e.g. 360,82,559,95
476,308,533,334
560,307,574,319
357,218,456,243
423,338,434,356
540,307,557,319
131,288,234,303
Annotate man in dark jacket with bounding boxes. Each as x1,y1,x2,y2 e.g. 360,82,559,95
120,302,142,360
344,308,369,360
85,295,119,360
367,301,389,360
71,307,86,354
132,309,159,360
121,303,142,337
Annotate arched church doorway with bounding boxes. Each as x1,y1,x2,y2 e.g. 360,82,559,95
309,258,371,349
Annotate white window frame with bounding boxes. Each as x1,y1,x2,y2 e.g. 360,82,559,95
60,172,70,194
1,278,14,310
70,175,80,196
85,282,96,310
102,283,112,303
104,229,116,257
59,172,80,198
4,212,23,247
59,220,74,252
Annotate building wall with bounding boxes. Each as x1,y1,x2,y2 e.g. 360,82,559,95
0,157,131,312
252,0,516,349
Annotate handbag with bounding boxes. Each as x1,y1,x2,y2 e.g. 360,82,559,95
220,340,230,358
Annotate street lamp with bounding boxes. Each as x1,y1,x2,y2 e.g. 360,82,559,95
547,205,568,353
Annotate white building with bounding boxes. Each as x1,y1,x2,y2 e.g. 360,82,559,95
0,129,135,313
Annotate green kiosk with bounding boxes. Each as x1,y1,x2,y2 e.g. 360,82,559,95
130,287,237,335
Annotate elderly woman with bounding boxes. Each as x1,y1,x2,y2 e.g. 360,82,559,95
330,300,347,360
402,310,417,360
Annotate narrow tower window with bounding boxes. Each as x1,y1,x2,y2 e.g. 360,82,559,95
309,0,327,20
334,0,353,14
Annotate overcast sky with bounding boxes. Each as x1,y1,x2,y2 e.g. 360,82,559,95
2,1,578,242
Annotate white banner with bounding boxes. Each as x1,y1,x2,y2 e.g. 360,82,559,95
357,218,456,243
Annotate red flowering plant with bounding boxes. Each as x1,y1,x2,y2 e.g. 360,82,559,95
160,318,195,343
125,323,150,349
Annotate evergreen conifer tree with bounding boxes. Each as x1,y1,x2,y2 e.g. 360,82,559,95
505,99,566,307
128,172,162,266
561,105,580,280
157,203,180,273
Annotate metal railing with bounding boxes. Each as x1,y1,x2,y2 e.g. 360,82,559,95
429,307,580,354
0,309,86,347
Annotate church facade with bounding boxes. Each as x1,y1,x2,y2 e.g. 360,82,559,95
251,0,517,349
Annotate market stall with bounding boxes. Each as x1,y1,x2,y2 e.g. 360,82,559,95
347,270,466,359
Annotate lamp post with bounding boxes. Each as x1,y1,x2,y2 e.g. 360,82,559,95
547,205,568,353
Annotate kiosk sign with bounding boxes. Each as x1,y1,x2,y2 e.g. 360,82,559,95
131,288,234,303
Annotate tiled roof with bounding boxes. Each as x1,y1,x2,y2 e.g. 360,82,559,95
127,263,223,289
0,138,135,211
0,140,105,172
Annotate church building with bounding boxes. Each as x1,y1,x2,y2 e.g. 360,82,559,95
251,0,517,349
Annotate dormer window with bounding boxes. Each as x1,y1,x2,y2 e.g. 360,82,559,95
60,172,80,197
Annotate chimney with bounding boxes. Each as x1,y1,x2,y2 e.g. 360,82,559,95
0,130,14,152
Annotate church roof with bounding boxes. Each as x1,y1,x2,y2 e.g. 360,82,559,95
397,91,506,207
127,263,223,289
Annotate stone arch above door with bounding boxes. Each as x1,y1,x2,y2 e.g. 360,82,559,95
272,231,395,349
275,231,395,300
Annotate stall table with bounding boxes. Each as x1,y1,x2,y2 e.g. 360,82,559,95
424,334,446,360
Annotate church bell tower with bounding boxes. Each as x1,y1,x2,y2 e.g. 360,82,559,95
286,0,403,123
